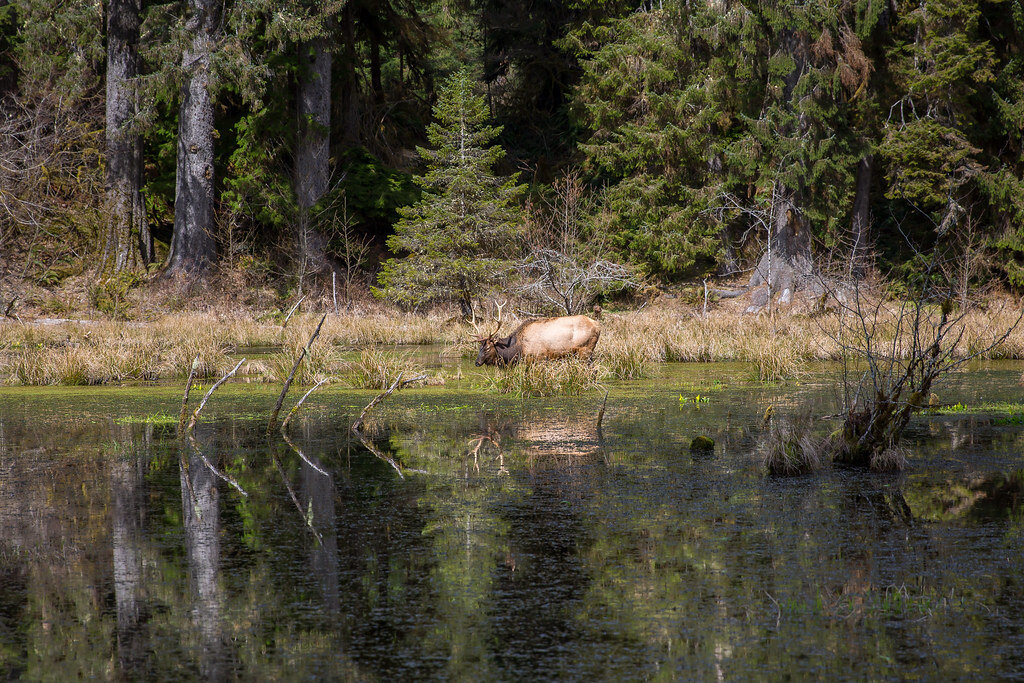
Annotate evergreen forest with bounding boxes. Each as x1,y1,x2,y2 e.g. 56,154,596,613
1,0,1023,312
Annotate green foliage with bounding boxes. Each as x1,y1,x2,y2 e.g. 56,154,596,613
334,148,419,229
575,9,725,278
574,1,867,280
221,109,296,233
375,69,526,309
89,272,143,319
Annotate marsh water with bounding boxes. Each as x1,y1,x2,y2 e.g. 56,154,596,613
1,360,1023,680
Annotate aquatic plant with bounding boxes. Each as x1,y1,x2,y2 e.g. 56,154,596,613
761,411,824,476
486,356,601,397
344,348,429,390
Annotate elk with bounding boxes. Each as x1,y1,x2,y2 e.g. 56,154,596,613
471,302,601,366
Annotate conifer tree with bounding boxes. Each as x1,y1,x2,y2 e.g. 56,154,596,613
375,69,525,314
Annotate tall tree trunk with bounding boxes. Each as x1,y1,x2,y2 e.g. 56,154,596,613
744,29,816,311
338,6,360,147
747,183,814,310
295,37,332,281
102,0,147,273
166,0,216,277
850,154,873,278
369,33,382,103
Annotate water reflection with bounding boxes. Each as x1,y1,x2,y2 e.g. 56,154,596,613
181,439,231,679
111,446,145,677
0,371,1023,679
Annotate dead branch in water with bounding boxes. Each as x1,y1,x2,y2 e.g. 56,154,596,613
353,428,406,479
281,376,333,433
180,358,249,497
350,371,428,477
352,372,402,432
281,430,330,477
187,358,246,434
350,372,427,432
177,356,200,436
268,313,328,435
187,431,249,497
271,449,323,545
177,355,200,436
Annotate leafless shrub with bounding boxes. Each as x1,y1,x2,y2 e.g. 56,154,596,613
0,94,104,279
822,199,1022,468
518,170,639,315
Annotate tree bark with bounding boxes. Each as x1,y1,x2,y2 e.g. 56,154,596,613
296,37,332,279
165,0,217,277
850,154,873,278
744,30,817,311
337,6,361,148
369,33,382,103
102,0,147,273
748,184,815,304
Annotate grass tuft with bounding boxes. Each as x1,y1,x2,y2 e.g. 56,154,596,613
761,411,824,476
344,348,427,389
486,357,601,397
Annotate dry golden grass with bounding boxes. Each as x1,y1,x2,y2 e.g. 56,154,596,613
760,411,825,476
484,357,602,397
2,298,1022,386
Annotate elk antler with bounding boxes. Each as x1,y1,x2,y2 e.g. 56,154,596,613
491,300,506,338
468,306,484,340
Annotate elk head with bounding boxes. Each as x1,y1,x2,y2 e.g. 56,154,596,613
471,301,507,366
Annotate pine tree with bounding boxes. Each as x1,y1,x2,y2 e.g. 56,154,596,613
574,7,727,279
375,69,525,314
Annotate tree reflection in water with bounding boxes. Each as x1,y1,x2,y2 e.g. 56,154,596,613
0,376,1022,679
180,428,232,679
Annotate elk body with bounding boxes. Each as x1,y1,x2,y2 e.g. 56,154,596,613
473,306,601,366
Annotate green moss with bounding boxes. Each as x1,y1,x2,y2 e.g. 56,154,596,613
690,435,715,453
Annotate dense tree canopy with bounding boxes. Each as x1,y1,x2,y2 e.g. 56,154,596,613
1,0,1022,301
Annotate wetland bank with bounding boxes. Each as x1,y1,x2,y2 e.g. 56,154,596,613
1,359,1023,679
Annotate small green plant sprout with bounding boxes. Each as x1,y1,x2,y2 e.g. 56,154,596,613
679,393,710,405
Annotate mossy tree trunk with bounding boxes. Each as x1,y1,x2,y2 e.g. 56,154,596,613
102,0,149,274
166,0,217,277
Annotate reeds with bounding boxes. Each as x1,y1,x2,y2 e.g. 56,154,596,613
2,300,1023,386
486,357,601,397
344,348,430,389
761,411,825,476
